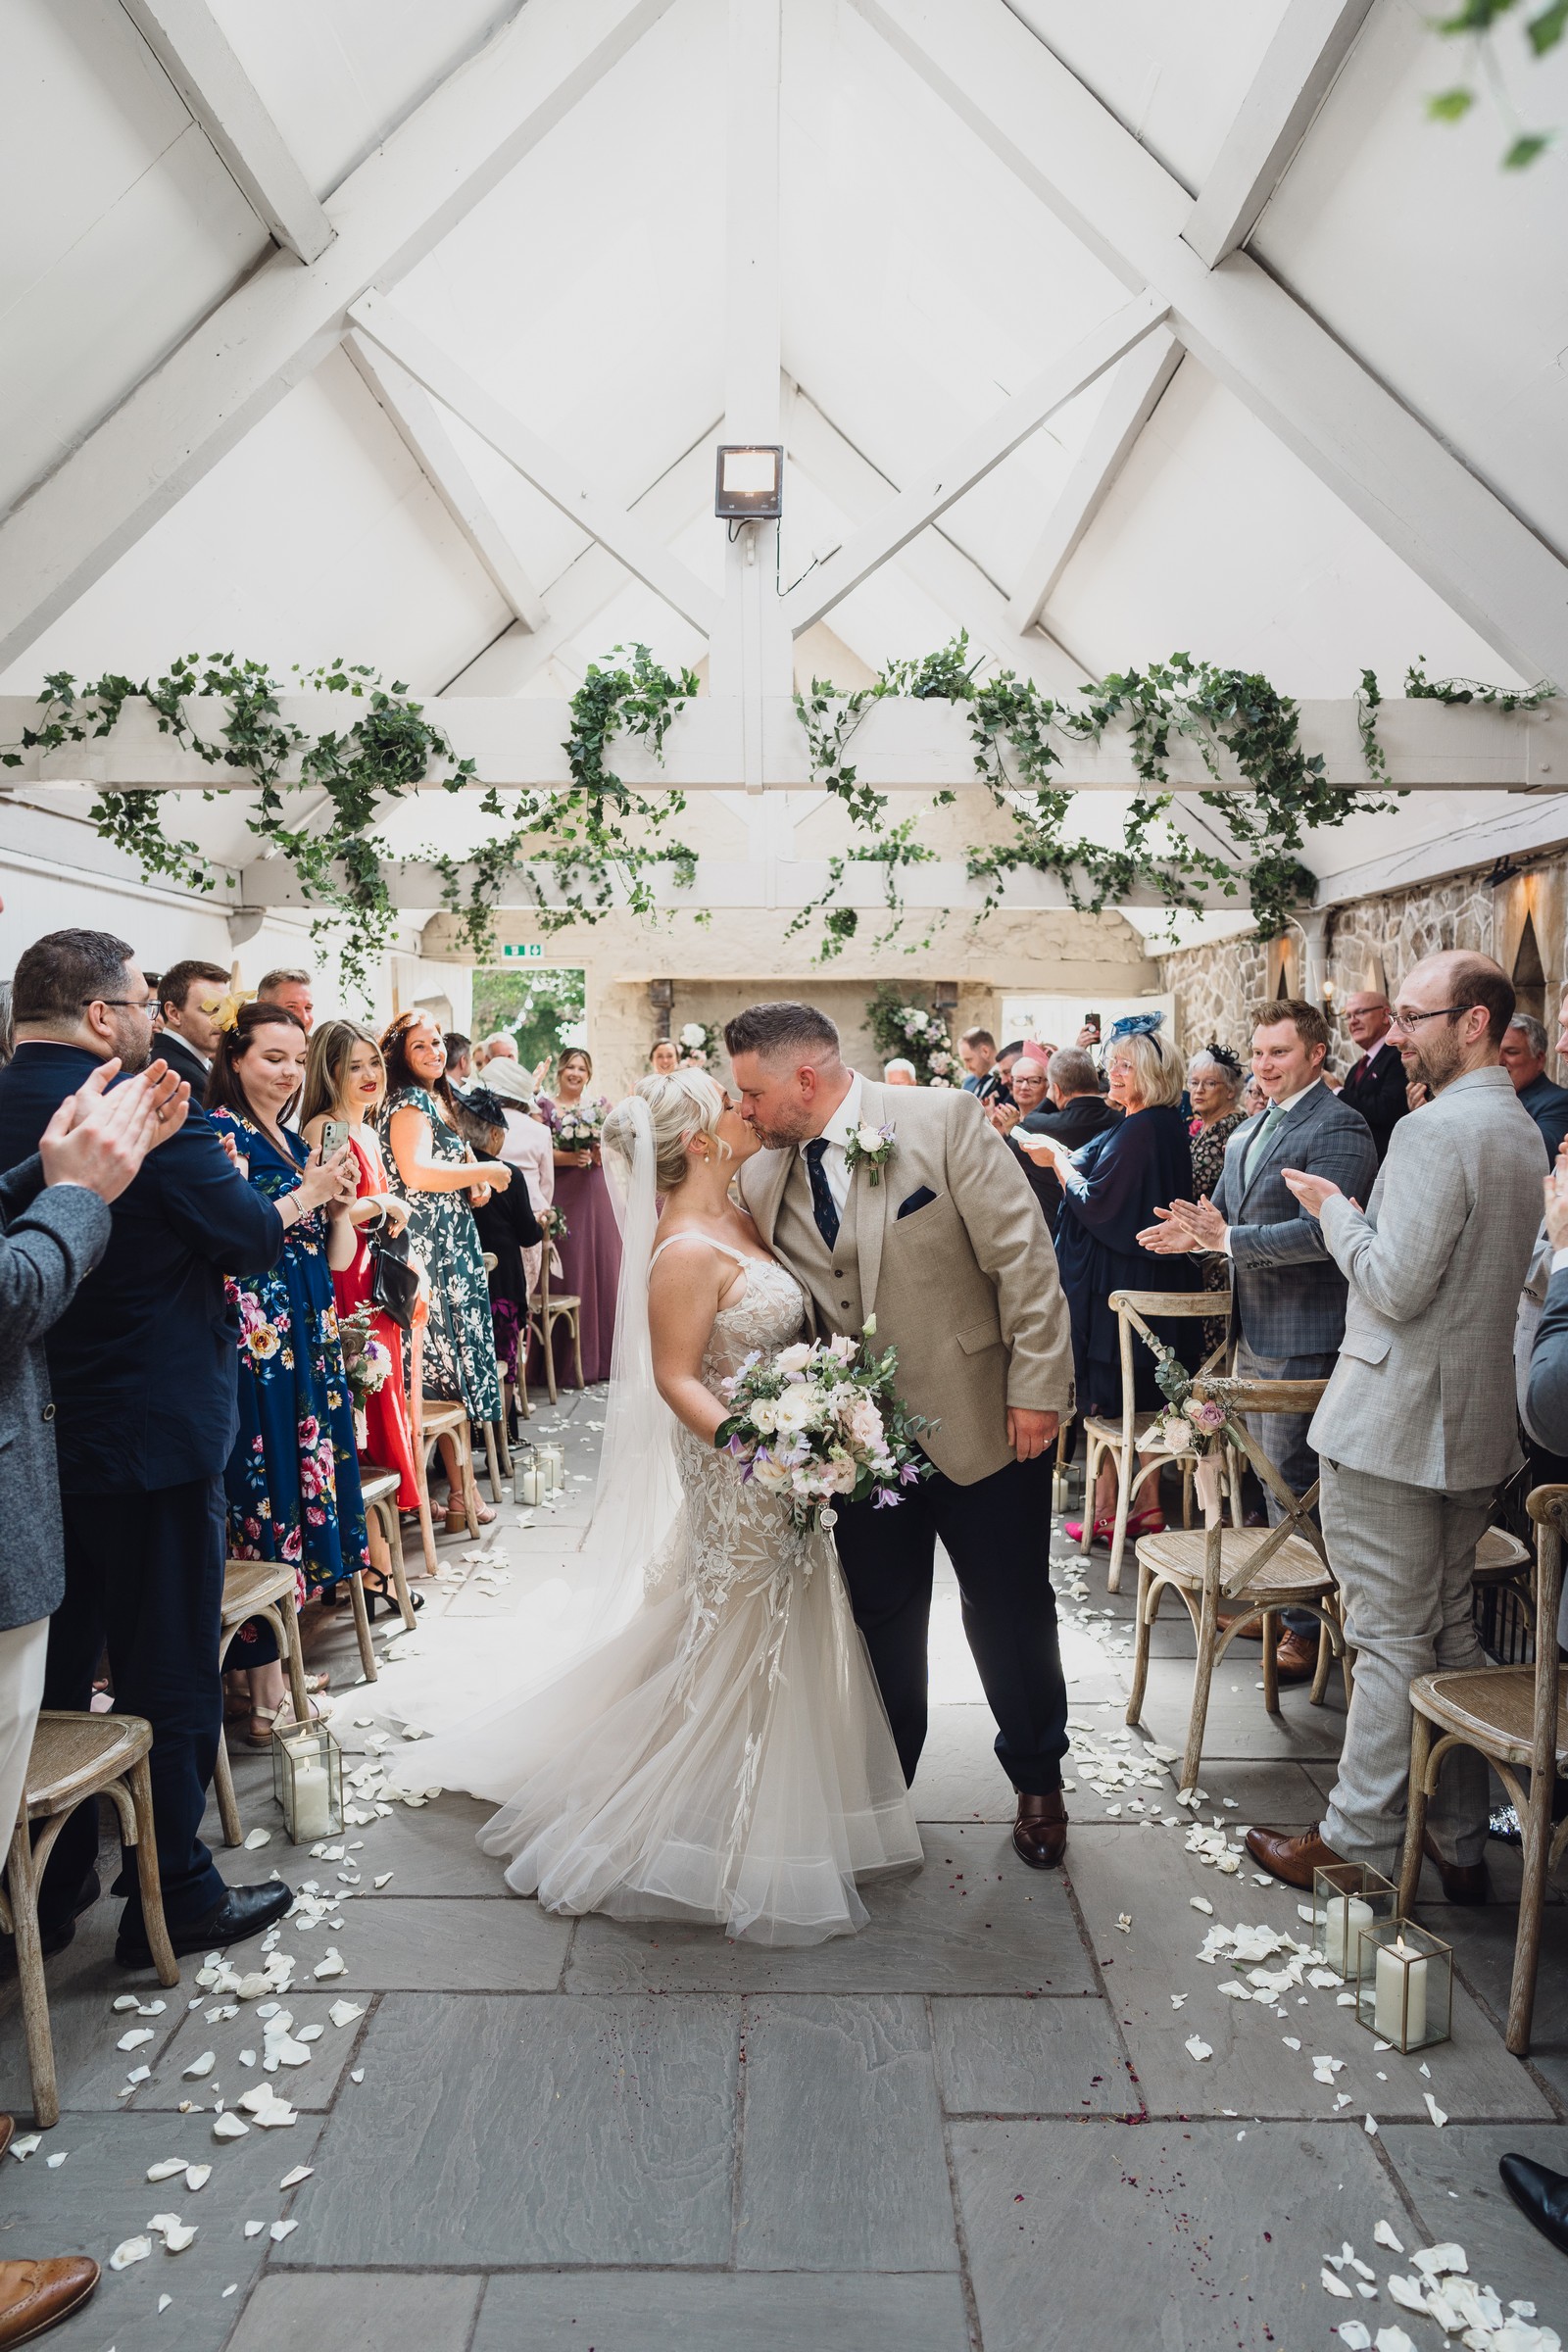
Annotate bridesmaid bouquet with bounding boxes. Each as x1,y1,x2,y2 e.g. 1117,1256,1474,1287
338,1306,394,1412
713,1318,936,1530
547,1098,611,1152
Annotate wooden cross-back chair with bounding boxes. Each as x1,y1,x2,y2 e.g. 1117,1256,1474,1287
1123,1371,1346,1796
1398,1484,1568,2056
1080,1290,1232,1593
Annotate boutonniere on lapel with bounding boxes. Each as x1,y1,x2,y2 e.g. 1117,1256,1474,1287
844,1121,897,1188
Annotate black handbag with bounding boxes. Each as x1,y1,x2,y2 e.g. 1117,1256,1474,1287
368,1224,420,1333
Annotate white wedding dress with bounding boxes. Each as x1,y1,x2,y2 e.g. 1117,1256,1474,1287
395,1216,920,1946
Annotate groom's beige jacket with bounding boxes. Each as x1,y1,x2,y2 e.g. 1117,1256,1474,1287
738,1078,1074,1486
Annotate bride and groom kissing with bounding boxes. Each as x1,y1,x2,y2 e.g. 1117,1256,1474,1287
414,999,1077,1947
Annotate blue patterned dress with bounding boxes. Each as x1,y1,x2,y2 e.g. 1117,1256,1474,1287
377,1086,504,1424
212,1108,368,1592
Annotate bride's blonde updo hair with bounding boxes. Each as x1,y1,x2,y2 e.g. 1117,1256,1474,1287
602,1070,732,1195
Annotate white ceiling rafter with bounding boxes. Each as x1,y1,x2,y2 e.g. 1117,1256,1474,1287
852,0,1568,687
0,0,680,677
119,0,334,264
1005,326,1182,635
343,329,548,633
347,292,722,640
782,292,1171,636
1182,0,1376,270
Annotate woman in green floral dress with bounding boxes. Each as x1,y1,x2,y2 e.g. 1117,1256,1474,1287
377,1013,512,1526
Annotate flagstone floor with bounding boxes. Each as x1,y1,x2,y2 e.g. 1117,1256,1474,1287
1,1395,1565,2351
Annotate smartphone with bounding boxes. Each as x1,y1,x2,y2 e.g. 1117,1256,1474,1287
1083,1012,1101,1038
321,1118,351,1159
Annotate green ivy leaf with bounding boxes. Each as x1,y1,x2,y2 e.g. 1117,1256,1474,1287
1426,85,1477,119
1529,0,1568,48
1503,129,1553,163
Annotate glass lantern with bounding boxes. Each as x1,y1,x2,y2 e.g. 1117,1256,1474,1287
1355,1917,1453,2053
513,1441,543,1505
1311,1860,1396,1980
271,1721,343,1844
536,1442,565,1494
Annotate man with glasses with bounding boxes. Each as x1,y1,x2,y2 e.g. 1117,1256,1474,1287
1244,951,1544,1900
0,930,299,1971
1337,989,1410,1163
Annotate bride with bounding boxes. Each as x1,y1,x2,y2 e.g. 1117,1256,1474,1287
398,1068,920,1945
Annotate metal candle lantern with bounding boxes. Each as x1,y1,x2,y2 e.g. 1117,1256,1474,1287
1310,1860,1396,1980
271,1721,343,1843
1355,1917,1453,2053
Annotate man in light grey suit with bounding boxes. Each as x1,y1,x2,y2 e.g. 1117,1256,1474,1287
1246,952,1544,1896
1139,999,1379,1676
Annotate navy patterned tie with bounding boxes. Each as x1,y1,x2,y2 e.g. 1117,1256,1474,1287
804,1138,841,1251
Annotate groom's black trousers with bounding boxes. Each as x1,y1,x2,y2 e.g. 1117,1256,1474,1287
832,1448,1068,1794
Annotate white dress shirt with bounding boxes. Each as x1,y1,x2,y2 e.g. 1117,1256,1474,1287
1221,1076,1322,1255
799,1072,864,1217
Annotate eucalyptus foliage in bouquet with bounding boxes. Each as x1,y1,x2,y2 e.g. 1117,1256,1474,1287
1145,1341,1245,1459
713,1318,936,1531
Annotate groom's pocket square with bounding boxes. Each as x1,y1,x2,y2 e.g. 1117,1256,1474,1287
897,1187,938,1220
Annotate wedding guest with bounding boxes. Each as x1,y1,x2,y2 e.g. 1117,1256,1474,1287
1501,1013,1568,1162
206,1004,368,1739
1336,990,1409,1162
1008,1045,1117,1230
474,1052,555,1315
959,1028,1001,1101
1243,1074,1267,1116
1029,1016,1198,1540
649,1038,680,1076
537,1046,621,1386
378,1012,507,1526
884,1057,918,1087
154,959,229,1095
480,1032,518,1064
1247,952,1544,1895
444,1033,473,1088
1183,1045,1249,1348
256,967,314,1033
300,1021,421,1533
0,929,296,1966
454,1087,545,1418
992,1054,1052,1212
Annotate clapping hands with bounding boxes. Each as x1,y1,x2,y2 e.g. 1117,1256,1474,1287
1137,1196,1227,1254
39,1057,191,1204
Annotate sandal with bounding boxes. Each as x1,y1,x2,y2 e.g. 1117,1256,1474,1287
362,1571,424,1623
247,1693,330,1749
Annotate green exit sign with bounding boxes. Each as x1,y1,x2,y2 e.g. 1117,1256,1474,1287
501,943,546,959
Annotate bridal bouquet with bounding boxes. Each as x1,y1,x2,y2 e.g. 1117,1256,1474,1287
713,1318,936,1531
546,1096,611,1152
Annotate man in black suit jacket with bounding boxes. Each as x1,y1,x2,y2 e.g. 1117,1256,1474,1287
0,931,321,1970
1007,1047,1119,1228
154,958,230,1100
1502,1013,1568,1163
1335,991,1409,1162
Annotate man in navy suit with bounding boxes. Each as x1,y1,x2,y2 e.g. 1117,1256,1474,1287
0,930,328,1969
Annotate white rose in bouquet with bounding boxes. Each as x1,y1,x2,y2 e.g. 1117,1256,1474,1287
772,1384,820,1434
826,1332,858,1363
774,1342,813,1376
840,1392,886,1452
818,1453,859,1494
1154,1413,1195,1456
751,1452,793,1490
679,1022,707,1049
901,1008,925,1035
748,1397,779,1435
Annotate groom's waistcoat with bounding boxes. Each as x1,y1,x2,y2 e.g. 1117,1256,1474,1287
773,1150,864,1338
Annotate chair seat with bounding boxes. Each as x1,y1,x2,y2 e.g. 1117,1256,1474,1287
1410,1664,1568,1769
530,1292,581,1314
24,1711,153,1818
1472,1525,1532,1585
1136,1525,1333,1599
1084,1413,1179,1452
358,1467,400,1509
419,1400,468,1437
220,1557,298,1627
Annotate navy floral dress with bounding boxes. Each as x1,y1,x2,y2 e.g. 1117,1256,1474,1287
212,1108,369,1592
377,1086,503,1424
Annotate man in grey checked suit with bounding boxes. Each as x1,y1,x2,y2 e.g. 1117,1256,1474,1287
1139,999,1378,1675
1247,951,1545,1896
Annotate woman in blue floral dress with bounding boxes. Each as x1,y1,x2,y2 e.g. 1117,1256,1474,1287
377,1012,510,1527
207,1003,368,1742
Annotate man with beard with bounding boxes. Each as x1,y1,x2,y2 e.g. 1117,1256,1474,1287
0,931,296,1968
1245,952,1544,1901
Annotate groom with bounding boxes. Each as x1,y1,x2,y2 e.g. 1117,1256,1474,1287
725,1002,1076,1868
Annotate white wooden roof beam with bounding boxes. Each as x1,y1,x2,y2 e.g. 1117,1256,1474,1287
120,0,334,263
1005,327,1182,634
852,0,1568,687
348,293,722,639
0,0,679,676
1183,0,1376,269
782,291,1169,636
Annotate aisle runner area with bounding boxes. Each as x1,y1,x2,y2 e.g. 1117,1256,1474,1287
0,1397,1564,2351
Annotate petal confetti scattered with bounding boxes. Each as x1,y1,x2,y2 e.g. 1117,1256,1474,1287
278,2165,313,2189
1423,2092,1448,2129
110,2236,152,2270
1184,2035,1212,2062
1373,2220,1404,2253
270,2218,298,2243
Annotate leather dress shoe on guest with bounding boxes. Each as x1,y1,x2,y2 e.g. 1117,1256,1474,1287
115,1880,293,1971
0,2256,99,2345
1245,1822,1346,1888
0,2118,14,2162
1423,1831,1491,1905
1271,1630,1318,1685
1499,2153,1568,2259
1013,1791,1067,1870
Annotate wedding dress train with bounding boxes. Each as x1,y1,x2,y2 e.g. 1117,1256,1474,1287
403,1248,921,1945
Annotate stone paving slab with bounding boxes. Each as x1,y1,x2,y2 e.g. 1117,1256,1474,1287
283,1894,568,1991
1382,2123,1568,2332
0,2108,323,2352
954,2117,1404,2352
1429,1895,1568,2101
1132,1652,1349,1760
208,1789,507,1898
565,1826,1095,1996
471,2270,972,2349
275,1993,738,2267
910,1705,1021,1823
931,1994,1138,2116
124,1989,370,2114
0,1903,191,2113
1065,1825,1554,2122
224,2273,482,2352
735,1995,956,2272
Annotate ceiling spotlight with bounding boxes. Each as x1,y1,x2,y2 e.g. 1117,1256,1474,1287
714,444,783,520
1487,858,1521,888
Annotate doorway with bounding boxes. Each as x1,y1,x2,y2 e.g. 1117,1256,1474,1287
1513,914,1546,1030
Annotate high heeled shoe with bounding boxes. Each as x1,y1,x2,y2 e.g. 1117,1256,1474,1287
362,1572,423,1622
1063,1506,1165,1545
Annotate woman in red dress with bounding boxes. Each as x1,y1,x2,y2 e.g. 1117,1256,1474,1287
301,1022,422,1551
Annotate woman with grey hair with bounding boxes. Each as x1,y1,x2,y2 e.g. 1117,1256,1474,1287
1186,1044,1249,1352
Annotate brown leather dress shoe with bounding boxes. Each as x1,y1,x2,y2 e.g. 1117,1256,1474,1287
0,2120,13,2164
0,2257,99,2346
1245,1822,1346,1888
1271,1630,1318,1685
1013,1790,1067,1869
1424,1831,1491,1905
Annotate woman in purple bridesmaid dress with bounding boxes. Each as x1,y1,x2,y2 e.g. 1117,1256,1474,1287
536,1048,621,1385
